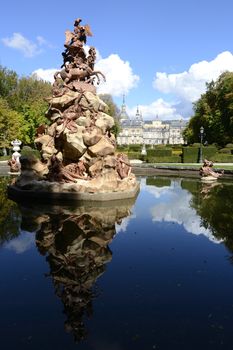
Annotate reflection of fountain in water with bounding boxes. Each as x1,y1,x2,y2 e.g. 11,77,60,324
20,200,136,342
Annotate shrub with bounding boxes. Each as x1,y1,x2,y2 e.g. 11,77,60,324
182,147,199,163
128,145,142,152
202,146,217,159
209,154,233,163
219,148,232,154
146,156,181,163
147,148,172,157
21,146,41,159
127,151,141,160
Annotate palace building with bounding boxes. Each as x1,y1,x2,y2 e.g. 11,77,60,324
116,97,187,146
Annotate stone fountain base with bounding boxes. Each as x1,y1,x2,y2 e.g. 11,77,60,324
8,176,140,203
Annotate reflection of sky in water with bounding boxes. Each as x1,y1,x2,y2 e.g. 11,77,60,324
115,213,136,233
140,177,222,244
4,230,35,254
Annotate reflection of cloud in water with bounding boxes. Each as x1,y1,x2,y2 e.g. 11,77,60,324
144,179,221,243
5,230,35,254
115,213,136,233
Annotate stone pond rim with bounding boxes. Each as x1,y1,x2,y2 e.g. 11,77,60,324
7,182,140,203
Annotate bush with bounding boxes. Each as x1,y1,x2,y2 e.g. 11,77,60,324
202,146,217,159
21,146,41,159
219,148,232,154
182,147,199,163
210,154,233,163
127,151,141,160
147,148,172,157
128,145,142,152
146,156,181,163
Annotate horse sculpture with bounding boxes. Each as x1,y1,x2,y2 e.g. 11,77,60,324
54,64,106,85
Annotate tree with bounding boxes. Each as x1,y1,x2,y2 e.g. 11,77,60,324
0,65,18,99
0,97,25,152
184,71,233,146
0,66,52,146
7,75,52,112
98,94,121,137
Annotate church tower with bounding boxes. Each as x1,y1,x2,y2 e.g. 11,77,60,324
119,94,129,124
135,105,143,125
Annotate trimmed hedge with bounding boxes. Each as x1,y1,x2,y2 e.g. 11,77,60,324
128,145,142,152
182,147,199,163
127,152,142,160
219,148,232,154
209,154,233,163
182,146,217,163
202,146,217,159
147,156,181,163
147,148,172,157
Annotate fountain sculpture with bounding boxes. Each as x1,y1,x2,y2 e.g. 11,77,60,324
199,159,224,182
8,18,139,201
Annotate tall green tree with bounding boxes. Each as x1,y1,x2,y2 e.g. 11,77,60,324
99,94,121,137
0,66,52,146
0,65,18,99
184,71,233,146
0,97,25,151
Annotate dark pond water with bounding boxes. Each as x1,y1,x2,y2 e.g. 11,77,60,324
0,175,233,350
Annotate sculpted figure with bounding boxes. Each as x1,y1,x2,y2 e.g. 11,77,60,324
116,153,131,179
8,155,21,173
199,159,224,178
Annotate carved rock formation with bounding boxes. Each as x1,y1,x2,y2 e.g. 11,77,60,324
14,18,138,197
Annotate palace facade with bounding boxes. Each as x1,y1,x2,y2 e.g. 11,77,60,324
116,97,187,146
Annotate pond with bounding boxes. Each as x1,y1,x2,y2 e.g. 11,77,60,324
0,175,233,350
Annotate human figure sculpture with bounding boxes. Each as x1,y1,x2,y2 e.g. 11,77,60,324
8,155,21,173
199,159,224,179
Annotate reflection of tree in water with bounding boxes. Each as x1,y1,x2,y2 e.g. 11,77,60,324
181,179,233,252
0,176,21,245
21,201,135,342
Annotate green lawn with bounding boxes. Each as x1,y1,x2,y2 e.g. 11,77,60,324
148,163,233,170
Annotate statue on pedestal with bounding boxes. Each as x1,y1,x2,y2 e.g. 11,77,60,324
8,18,139,202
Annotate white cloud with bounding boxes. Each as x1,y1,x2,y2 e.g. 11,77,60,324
153,51,233,103
1,33,53,57
32,68,58,83
127,98,183,120
96,54,140,96
144,180,221,243
5,230,35,254
31,51,140,97
115,213,136,233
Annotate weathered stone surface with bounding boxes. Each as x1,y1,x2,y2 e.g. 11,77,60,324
79,92,108,112
88,136,115,157
89,158,103,177
95,112,115,134
47,91,81,108
63,127,87,161
83,127,102,146
76,116,92,127
104,155,116,169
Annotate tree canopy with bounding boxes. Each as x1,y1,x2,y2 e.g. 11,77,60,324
183,71,233,146
99,94,121,137
0,65,52,150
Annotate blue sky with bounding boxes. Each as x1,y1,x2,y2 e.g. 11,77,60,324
1,0,233,120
